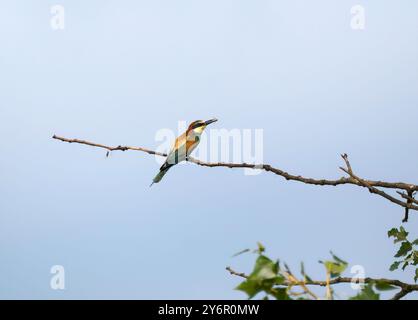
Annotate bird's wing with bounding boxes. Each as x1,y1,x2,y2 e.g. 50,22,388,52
186,136,199,155
165,132,187,165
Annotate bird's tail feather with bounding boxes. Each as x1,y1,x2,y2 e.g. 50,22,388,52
150,164,172,187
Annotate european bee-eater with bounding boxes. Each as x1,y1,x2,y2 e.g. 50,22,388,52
150,118,218,186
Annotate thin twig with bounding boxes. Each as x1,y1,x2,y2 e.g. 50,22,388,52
397,191,416,222
225,267,247,279
52,135,167,157
283,271,319,300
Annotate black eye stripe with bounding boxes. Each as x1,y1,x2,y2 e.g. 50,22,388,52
192,122,203,129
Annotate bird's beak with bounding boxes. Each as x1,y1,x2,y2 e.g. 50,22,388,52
204,118,218,126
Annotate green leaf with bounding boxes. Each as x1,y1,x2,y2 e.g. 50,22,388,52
236,277,278,299
395,241,413,258
350,284,380,300
404,252,414,264
389,261,401,271
300,262,313,282
320,255,348,278
236,280,261,299
236,255,280,299
387,228,398,238
399,226,409,238
283,262,292,273
256,242,265,254
388,227,408,243
412,239,418,246
270,287,291,300
414,269,418,283
251,255,278,280
330,251,348,265
274,275,286,285
323,261,347,277
413,252,418,266
374,281,397,291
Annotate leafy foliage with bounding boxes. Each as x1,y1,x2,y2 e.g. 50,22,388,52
236,254,288,299
387,226,418,282
233,225,418,300
233,246,356,299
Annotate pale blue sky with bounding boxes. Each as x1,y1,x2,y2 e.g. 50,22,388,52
1,1,418,299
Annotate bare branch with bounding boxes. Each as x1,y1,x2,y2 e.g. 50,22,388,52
302,277,417,289
52,135,418,217
189,157,418,193
391,288,413,300
397,191,418,205
338,154,418,214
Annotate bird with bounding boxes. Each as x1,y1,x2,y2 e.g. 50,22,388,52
150,118,218,186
